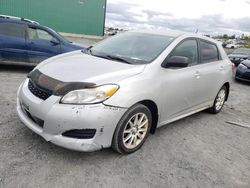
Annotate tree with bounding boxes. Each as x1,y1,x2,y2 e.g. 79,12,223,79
222,34,228,39
229,34,235,39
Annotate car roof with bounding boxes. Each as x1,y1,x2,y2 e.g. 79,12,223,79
128,29,185,37
0,15,51,32
0,15,39,25
128,29,219,44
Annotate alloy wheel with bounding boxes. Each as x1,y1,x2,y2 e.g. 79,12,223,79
215,89,226,111
122,113,149,149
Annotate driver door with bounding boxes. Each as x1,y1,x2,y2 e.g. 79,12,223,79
26,26,61,63
160,39,203,123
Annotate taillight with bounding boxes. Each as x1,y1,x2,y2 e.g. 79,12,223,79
231,63,235,70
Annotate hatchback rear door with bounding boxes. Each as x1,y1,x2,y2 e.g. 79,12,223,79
0,22,28,62
195,39,227,103
26,26,62,63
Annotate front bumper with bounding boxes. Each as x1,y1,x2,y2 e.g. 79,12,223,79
235,68,250,82
17,79,127,152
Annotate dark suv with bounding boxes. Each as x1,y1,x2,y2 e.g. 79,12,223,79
0,15,84,64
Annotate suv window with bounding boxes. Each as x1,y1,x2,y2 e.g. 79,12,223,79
28,27,54,41
168,39,198,65
0,22,25,38
200,40,219,63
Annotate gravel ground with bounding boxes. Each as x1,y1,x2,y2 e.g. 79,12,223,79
0,38,249,188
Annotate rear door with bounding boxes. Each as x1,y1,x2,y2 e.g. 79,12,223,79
194,39,225,104
0,22,28,62
26,26,61,63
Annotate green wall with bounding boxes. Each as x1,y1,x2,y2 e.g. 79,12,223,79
0,0,106,36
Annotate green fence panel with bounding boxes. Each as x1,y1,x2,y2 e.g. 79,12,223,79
0,0,106,36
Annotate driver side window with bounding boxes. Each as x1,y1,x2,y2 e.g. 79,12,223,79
169,39,198,66
27,27,54,41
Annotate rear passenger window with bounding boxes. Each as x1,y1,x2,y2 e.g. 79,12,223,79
0,22,25,39
200,41,219,63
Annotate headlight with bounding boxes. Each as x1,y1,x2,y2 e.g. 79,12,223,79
238,64,247,70
61,84,119,104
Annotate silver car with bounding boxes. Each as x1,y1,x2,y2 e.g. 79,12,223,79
17,30,233,154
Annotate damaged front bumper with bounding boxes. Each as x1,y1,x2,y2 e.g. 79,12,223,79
16,79,127,152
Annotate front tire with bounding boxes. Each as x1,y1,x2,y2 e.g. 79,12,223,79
112,104,152,154
207,86,227,114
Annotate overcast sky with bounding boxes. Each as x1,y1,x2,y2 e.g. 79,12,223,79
106,0,250,36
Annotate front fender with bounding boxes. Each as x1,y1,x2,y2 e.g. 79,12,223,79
103,73,162,109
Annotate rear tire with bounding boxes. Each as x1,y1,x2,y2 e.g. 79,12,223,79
207,86,227,114
112,104,152,154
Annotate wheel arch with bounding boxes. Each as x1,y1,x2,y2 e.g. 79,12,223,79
223,82,230,101
138,100,159,134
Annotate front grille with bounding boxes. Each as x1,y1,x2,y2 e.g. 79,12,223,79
27,69,95,97
28,80,52,100
62,129,96,139
24,109,44,128
242,72,250,80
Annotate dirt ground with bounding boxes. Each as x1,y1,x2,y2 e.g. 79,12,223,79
0,38,249,188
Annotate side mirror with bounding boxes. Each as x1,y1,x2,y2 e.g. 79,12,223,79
163,56,189,68
50,38,60,45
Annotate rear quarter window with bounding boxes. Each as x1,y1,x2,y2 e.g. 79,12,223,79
200,40,220,63
0,22,25,39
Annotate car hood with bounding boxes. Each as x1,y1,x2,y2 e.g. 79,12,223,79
242,60,250,68
36,51,145,84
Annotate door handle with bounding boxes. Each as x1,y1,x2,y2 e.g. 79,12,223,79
194,71,200,79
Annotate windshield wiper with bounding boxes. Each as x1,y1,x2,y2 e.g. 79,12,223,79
106,55,132,64
81,48,132,64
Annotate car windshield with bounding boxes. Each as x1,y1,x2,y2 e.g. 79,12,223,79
89,32,175,64
232,48,250,55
